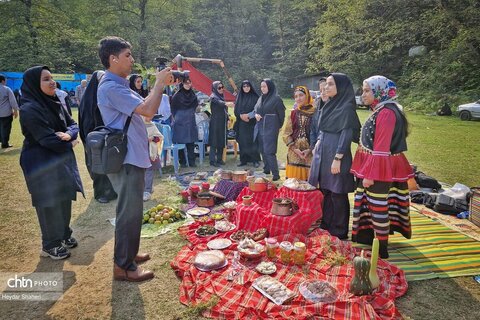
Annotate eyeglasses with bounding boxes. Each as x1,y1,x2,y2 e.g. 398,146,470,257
217,86,224,90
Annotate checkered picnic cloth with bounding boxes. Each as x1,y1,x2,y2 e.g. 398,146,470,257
213,180,249,202
234,186,324,237
170,229,407,319
236,186,277,210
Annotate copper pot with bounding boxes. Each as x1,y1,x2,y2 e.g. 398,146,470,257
271,198,298,216
250,177,271,192
232,170,247,182
197,193,215,207
221,170,232,180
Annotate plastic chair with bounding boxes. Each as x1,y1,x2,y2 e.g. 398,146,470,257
194,120,209,165
154,122,189,176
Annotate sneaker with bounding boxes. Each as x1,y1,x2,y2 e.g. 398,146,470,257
40,246,70,260
62,237,78,249
143,192,151,201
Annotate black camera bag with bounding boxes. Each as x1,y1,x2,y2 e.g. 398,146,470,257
86,115,132,174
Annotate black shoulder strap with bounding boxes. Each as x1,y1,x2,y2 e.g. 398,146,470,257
98,75,133,134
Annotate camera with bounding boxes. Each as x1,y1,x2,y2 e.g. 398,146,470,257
155,57,190,82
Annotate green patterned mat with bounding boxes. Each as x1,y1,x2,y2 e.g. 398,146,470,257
353,210,480,281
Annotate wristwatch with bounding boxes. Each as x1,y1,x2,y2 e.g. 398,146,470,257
334,156,342,161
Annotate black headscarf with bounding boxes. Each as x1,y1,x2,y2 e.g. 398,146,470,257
319,73,360,142
129,74,148,98
78,70,104,143
210,81,225,101
234,80,259,115
20,66,68,132
256,78,283,116
171,81,198,110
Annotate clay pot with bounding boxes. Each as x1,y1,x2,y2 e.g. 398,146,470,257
242,195,253,206
232,170,247,182
221,170,232,180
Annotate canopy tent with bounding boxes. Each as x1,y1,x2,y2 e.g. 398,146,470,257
172,61,236,101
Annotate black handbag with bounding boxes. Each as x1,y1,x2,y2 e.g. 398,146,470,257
86,115,132,174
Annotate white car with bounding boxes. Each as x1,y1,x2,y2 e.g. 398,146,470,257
457,100,480,121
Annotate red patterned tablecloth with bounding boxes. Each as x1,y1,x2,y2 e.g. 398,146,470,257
236,187,277,210
171,229,407,320
234,186,324,237
178,218,237,248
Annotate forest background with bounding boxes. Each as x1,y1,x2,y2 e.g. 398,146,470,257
0,0,479,111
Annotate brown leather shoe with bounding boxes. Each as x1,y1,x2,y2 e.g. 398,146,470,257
134,253,151,263
113,263,154,282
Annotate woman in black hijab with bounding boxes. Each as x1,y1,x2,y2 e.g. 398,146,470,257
19,66,84,260
254,78,285,181
78,71,117,203
208,81,234,167
129,74,148,98
308,73,361,240
171,78,199,167
234,80,260,167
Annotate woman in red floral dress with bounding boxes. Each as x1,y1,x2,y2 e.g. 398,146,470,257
350,76,414,259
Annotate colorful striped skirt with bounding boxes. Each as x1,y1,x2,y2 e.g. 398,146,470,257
352,179,412,243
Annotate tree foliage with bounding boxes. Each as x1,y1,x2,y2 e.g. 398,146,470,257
0,0,478,109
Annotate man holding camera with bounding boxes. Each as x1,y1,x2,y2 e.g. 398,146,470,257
97,36,174,282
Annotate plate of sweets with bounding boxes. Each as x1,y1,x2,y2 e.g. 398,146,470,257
299,280,337,303
255,261,277,275
215,220,236,232
207,238,232,250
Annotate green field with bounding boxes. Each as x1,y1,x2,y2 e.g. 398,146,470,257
0,106,479,320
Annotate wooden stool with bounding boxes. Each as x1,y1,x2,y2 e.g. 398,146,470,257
222,139,238,162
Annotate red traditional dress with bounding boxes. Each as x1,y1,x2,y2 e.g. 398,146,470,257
350,76,413,259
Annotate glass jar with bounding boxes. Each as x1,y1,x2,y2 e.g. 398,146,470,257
279,241,292,264
293,242,306,265
266,238,278,259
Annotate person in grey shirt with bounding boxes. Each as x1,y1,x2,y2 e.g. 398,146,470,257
97,36,174,282
75,79,87,105
0,74,19,148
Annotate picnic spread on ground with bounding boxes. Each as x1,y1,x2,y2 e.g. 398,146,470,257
136,170,480,319
159,172,412,319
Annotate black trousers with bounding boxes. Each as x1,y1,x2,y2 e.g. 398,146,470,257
107,164,145,271
0,115,13,147
179,142,196,165
258,133,279,178
35,200,72,250
209,146,224,164
320,189,350,239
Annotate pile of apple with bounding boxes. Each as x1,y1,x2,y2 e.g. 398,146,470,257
143,204,185,225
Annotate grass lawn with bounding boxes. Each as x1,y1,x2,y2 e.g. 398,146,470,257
0,106,479,319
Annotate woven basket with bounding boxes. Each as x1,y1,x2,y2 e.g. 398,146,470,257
469,188,480,227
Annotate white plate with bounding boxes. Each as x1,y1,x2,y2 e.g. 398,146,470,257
207,238,232,250
194,259,228,272
255,262,277,275
195,228,218,237
187,207,211,217
215,221,236,232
